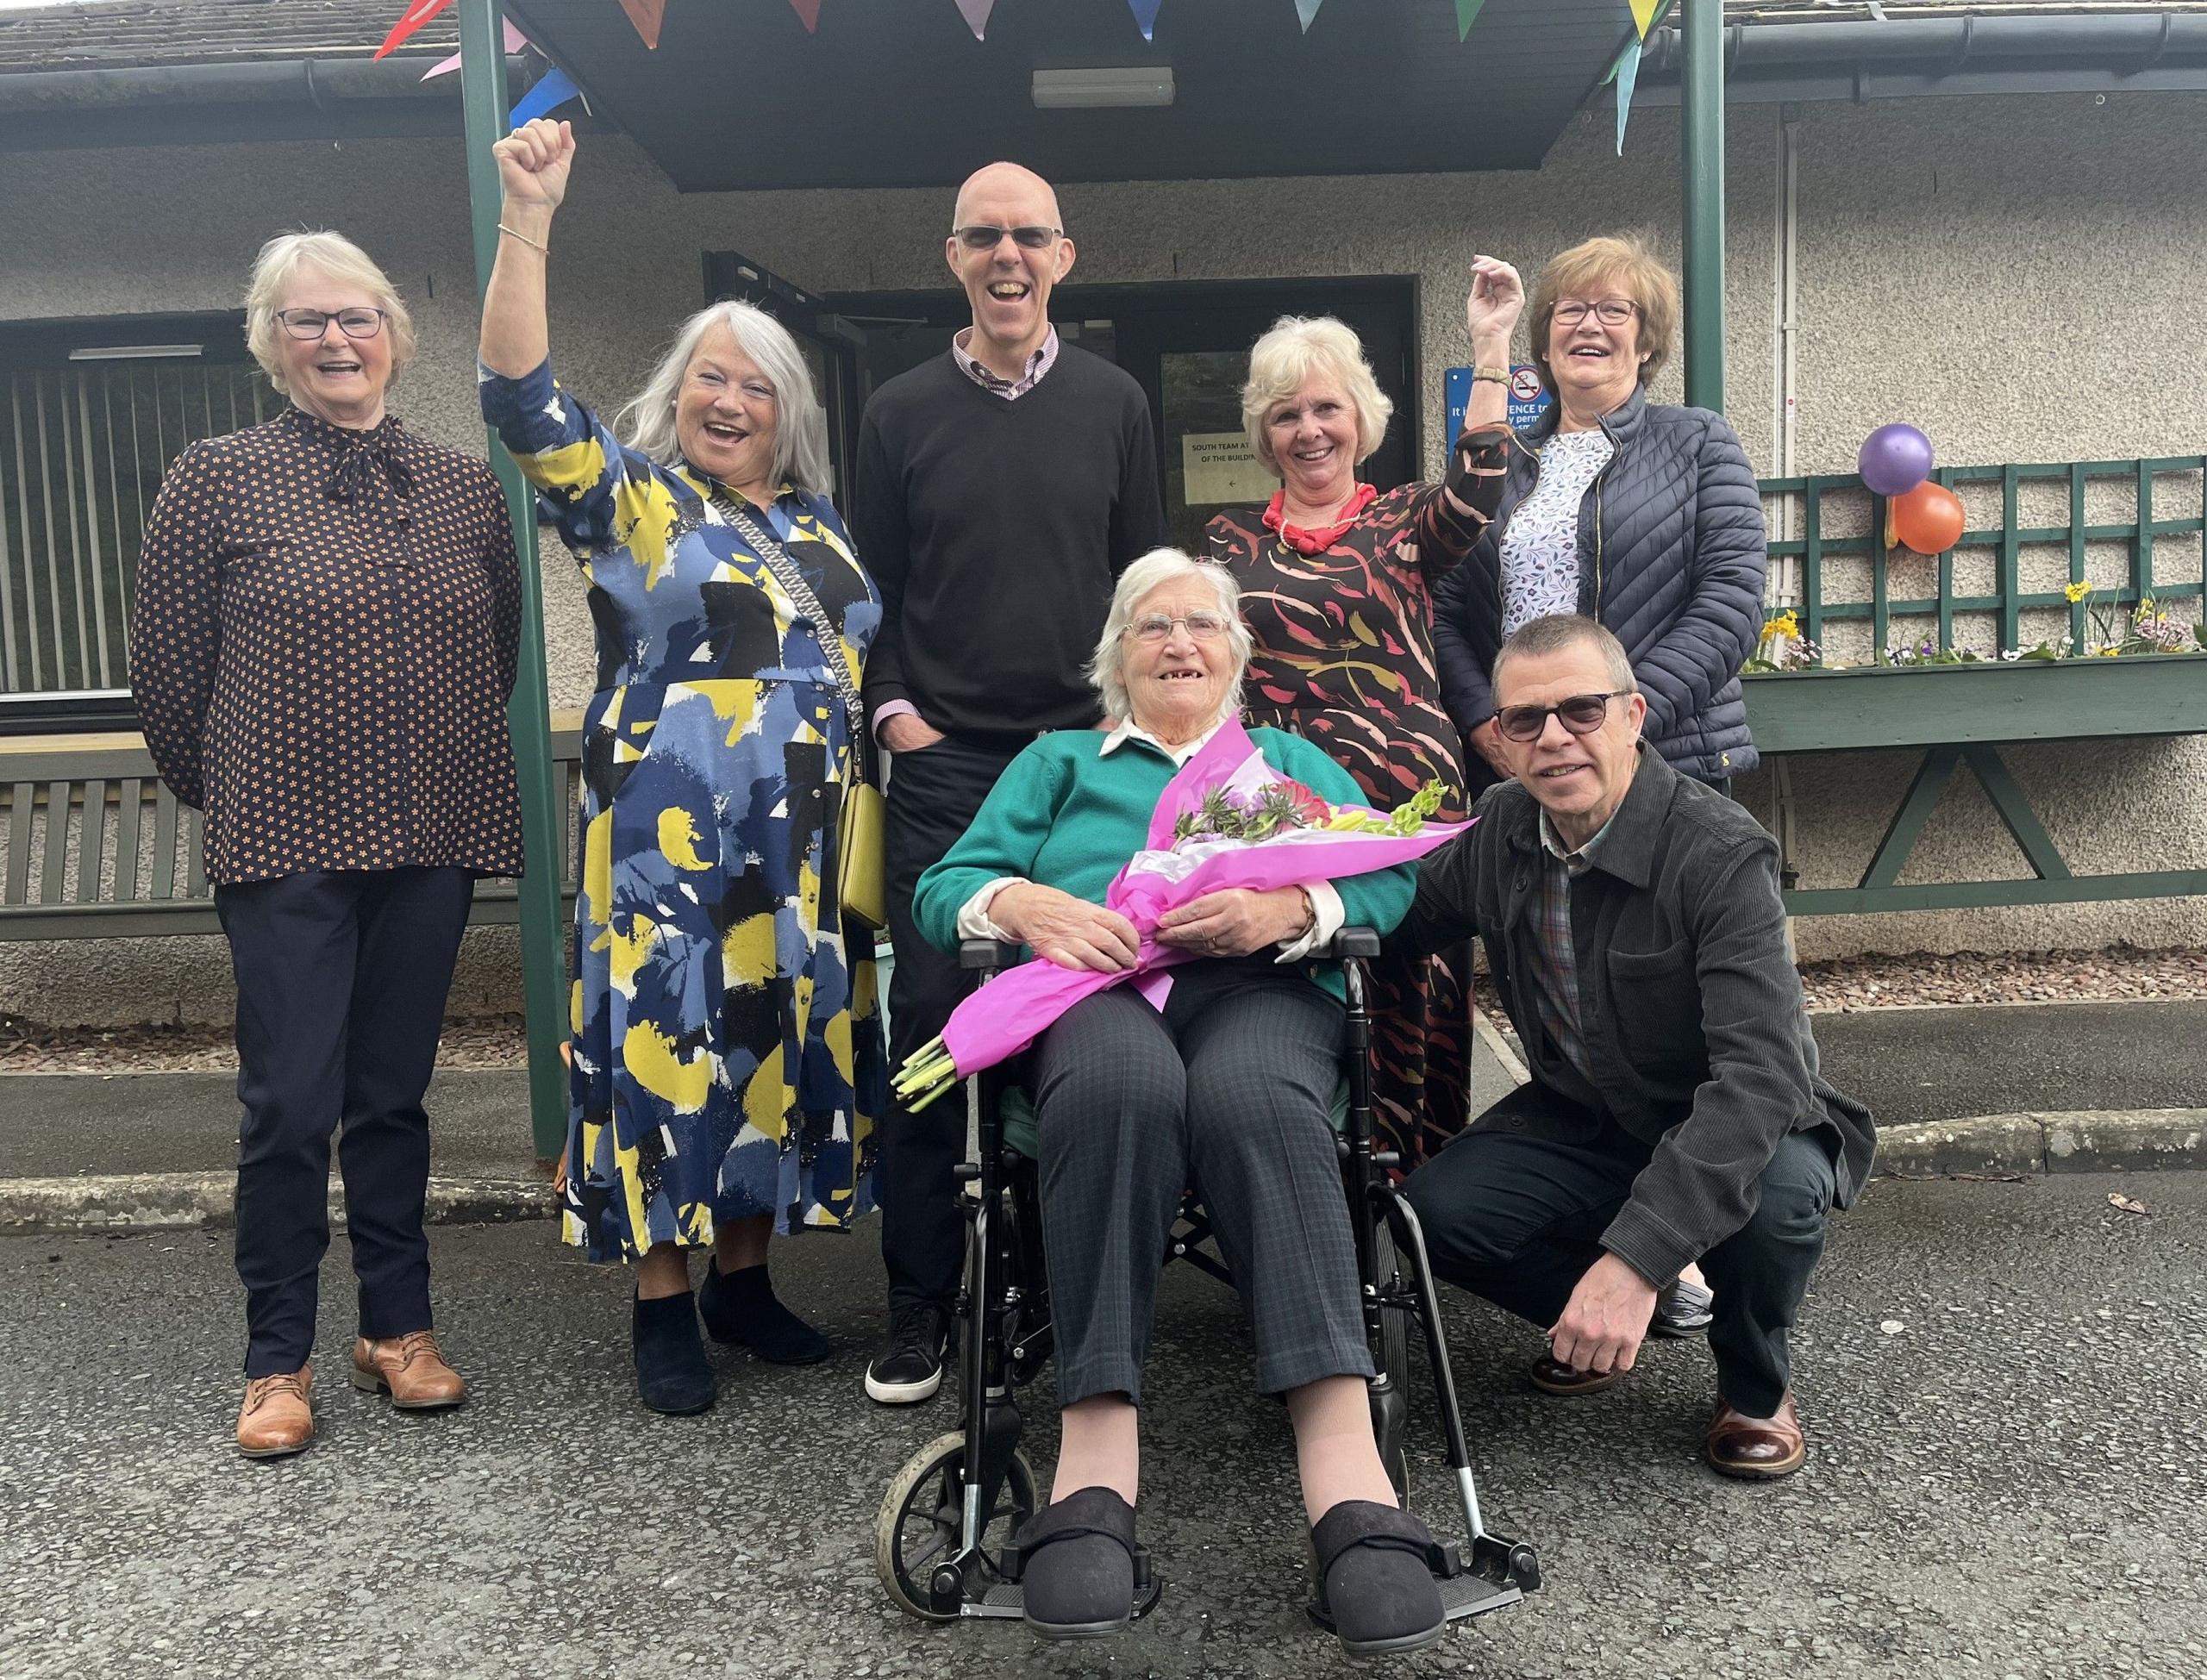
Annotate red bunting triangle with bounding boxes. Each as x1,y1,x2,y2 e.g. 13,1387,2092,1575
372,0,455,62
616,0,666,51
789,0,823,32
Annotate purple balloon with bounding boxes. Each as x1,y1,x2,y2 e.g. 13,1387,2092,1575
1859,423,1934,497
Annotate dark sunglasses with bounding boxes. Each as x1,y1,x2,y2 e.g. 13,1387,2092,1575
951,223,1062,252
1493,691,1627,743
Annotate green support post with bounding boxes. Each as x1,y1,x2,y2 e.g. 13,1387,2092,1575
1679,0,1726,412
459,0,570,1162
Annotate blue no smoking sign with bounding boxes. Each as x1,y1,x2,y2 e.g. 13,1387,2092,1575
1447,363,1554,446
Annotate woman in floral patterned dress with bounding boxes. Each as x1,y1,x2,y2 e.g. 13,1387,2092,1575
1204,263,1521,1165
480,120,884,1415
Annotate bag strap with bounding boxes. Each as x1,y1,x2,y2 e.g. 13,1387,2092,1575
713,491,872,780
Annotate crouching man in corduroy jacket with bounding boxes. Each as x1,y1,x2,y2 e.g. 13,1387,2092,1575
1401,613,1873,1479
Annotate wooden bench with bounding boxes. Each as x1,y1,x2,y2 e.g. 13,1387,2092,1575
0,724,584,940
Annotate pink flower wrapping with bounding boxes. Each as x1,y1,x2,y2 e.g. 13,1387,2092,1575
892,721,1472,1107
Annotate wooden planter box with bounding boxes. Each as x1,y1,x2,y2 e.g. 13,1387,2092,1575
1739,653,2207,915
1742,651,2207,756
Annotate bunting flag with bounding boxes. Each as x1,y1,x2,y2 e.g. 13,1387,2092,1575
1630,0,1667,39
1295,0,1324,30
372,0,453,61
420,18,527,81
616,0,666,50
788,0,822,32
953,0,995,40
510,65,584,128
1127,0,1162,41
1455,0,1486,41
1613,34,1642,155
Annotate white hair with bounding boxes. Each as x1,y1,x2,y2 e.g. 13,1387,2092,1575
1241,315,1393,474
244,230,417,398
1085,548,1253,727
614,300,832,494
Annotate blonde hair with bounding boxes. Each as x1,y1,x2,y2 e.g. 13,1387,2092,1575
1086,549,1253,727
244,231,417,398
615,301,832,495
1240,315,1393,476
1529,234,1679,394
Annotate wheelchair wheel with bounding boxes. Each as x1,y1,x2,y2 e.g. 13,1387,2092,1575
1370,1218,1412,1503
875,1431,1039,1621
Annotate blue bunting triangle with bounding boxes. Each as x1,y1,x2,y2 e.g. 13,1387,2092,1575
1127,0,1162,41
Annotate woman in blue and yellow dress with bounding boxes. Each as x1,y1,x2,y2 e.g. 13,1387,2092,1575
480,119,883,1414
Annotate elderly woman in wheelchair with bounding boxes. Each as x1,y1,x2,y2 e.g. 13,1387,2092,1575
901,548,1457,1653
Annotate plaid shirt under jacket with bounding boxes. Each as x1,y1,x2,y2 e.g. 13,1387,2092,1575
128,406,524,885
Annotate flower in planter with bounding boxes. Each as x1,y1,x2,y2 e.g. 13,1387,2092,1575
2063,579,2092,604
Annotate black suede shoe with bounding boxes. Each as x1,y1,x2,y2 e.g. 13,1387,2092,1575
698,1261,831,1365
632,1290,716,1415
1310,1500,1447,1658
1012,1486,1138,1640
864,1302,949,1404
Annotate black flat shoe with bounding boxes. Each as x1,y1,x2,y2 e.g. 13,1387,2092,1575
1652,1275,1716,1338
632,1290,716,1415
1011,1486,1139,1640
1310,1500,1447,1658
697,1261,832,1365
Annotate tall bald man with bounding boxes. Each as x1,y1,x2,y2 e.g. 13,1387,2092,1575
854,162,1167,1404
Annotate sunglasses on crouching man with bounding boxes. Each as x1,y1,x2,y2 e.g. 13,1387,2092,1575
1492,691,1630,743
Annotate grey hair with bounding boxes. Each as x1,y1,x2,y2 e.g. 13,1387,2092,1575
614,300,832,494
1241,315,1393,475
1491,614,1638,697
1086,548,1253,727
244,230,417,398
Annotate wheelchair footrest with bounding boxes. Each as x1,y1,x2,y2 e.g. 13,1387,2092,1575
961,1572,1165,1622
1438,1568,1523,1622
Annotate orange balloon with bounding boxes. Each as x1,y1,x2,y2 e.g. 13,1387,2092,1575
1891,481,1965,555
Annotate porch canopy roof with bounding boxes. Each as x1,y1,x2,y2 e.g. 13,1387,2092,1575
501,0,1638,191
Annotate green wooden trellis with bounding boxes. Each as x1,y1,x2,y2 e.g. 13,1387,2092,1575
1749,453,2207,917
1760,454,2207,659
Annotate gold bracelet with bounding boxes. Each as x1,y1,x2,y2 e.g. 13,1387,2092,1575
497,222,549,254
1471,364,1511,384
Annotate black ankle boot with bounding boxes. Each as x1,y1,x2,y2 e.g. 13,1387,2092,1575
1012,1486,1139,1640
697,1262,831,1365
632,1290,715,1415
1310,1500,1447,1658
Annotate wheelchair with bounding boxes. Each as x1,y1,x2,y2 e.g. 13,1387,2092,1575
873,929,1542,1633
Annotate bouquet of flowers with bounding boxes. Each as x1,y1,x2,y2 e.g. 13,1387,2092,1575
892,722,1471,1112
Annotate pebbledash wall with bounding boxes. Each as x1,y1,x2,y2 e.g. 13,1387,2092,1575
3,89,2204,1025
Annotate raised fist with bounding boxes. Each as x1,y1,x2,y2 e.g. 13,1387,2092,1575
493,117,574,215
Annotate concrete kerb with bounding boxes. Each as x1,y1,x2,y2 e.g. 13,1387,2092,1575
0,1109,2199,1235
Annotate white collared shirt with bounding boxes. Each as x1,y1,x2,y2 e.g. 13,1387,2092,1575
954,717,1346,962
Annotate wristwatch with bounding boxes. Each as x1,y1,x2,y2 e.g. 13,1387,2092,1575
1471,365,1511,385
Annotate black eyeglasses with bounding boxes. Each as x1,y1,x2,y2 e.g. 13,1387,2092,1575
951,224,1063,252
1553,299,1640,328
1493,691,1628,742
275,308,387,341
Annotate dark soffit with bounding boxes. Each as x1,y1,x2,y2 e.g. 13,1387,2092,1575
503,0,1635,191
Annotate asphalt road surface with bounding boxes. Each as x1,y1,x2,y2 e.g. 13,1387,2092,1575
2,1171,2201,1679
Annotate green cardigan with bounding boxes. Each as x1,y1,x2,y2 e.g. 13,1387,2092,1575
912,727,1416,994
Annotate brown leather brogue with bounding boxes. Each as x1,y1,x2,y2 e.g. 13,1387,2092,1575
1704,1392,1806,1479
1528,1353,1623,1396
351,1331,468,1411
236,1365,315,1458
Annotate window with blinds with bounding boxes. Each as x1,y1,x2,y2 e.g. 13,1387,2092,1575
0,315,273,711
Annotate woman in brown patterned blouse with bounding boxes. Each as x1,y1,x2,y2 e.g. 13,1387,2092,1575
129,231,522,1461
1204,264,1521,1165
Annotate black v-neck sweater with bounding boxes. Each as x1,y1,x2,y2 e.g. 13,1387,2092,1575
852,345,1167,742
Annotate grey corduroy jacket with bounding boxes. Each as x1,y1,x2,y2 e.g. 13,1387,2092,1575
1405,749,1875,1286
1432,386,1768,784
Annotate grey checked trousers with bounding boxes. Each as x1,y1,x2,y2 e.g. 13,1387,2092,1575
1027,958,1374,1407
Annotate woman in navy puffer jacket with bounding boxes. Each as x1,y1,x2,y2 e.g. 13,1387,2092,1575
1434,235,1766,792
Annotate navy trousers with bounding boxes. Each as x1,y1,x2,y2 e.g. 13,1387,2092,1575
1404,1102,1835,1417
878,734,1023,1313
215,866,472,1377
